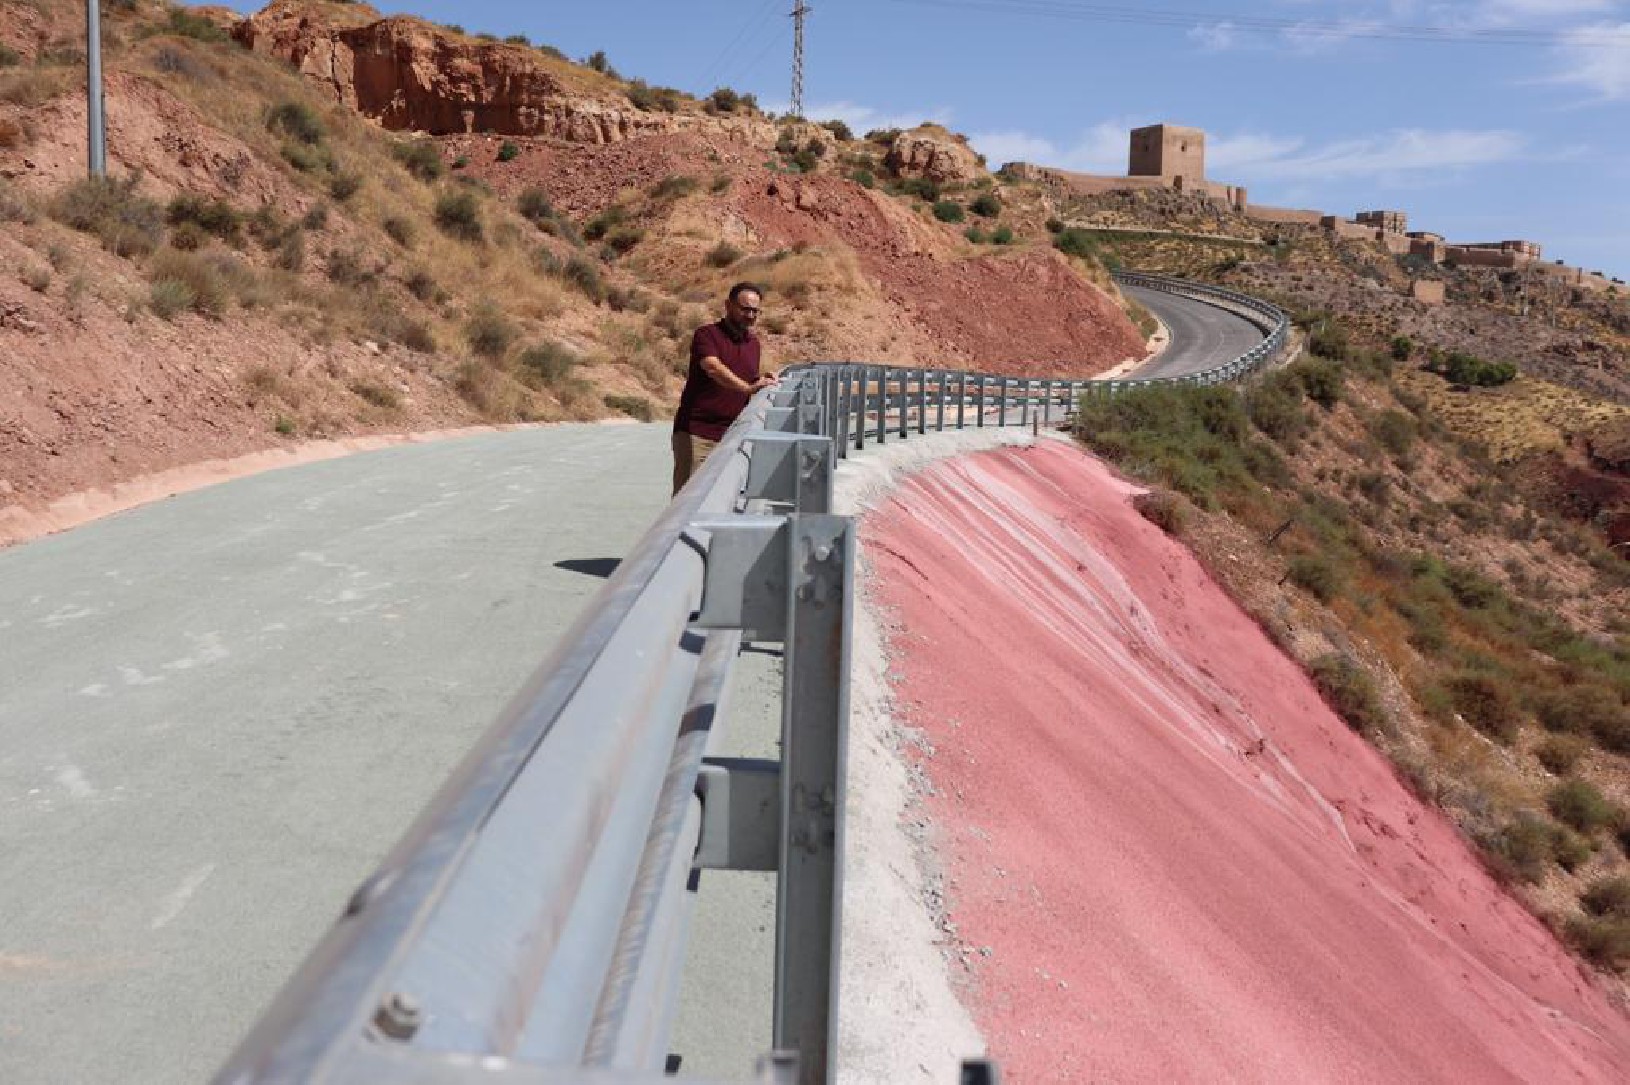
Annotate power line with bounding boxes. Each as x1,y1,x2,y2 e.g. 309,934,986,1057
699,0,781,92
879,0,1625,47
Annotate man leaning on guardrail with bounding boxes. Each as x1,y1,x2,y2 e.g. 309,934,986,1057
671,281,779,494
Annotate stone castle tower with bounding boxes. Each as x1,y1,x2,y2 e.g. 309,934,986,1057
1129,124,1206,191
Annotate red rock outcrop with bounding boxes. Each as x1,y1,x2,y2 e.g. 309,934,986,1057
232,1,770,145
885,124,986,184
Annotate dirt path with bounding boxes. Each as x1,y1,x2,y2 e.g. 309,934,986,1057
860,440,1630,1082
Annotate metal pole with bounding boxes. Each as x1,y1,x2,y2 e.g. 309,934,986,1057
895,370,907,440
873,366,885,446
958,372,967,430
975,376,984,428
86,0,106,177
915,368,926,435
935,371,946,432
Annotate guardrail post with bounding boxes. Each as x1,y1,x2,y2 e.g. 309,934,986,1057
873,366,886,446
975,376,984,428
998,377,1008,427
935,371,946,432
896,370,908,440
958,372,967,430
775,514,853,1085
915,369,927,436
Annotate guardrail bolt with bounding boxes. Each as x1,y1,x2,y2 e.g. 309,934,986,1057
373,991,422,1041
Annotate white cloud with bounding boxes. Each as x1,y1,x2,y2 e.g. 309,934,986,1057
969,120,1525,187
1239,128,1527,183
969,118,1141,172
1188,21,1239,52
764,99,953,132
1548,21,1630,99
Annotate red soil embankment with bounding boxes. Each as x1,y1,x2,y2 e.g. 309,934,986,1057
862,440,1630,1082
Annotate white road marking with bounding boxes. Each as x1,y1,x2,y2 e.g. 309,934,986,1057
151,866,215,930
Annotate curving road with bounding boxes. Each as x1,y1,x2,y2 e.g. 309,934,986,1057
1122,284,1267,381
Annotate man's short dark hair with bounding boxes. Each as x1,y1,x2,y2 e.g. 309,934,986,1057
727,281,762,303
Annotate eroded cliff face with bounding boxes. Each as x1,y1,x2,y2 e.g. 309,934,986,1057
232,1,771,145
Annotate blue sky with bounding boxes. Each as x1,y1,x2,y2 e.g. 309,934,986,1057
231,1,1630,280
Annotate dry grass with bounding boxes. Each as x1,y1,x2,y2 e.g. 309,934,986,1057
1396,368,1630,464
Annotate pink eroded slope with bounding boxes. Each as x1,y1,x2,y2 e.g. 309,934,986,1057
861,440,1630,1083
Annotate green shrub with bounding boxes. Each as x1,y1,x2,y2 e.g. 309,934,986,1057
705,241,742,267
1309,653,1388,735
652,174,699,199
465,305,515,359
518,341,579,384
161,9,228,43
849,169,875,189
583,206,625,241
991,225,1014,245
820,118,853,142
605,394,654,421
328,171,361,201
517,187,553,223
710,174,732,194
147,247,228,317
451,155,469,170
404,268,437,301
434,190,483,241
0,44,19,68
707,87,746,113
1045,216,1064,234
1565,913,1630,972
1583,876,1630,917
561,256,605,302
1369,410,1416,457
931,200,965,223
1307,321,1349,360
51,175,164,257
1053,227,1100,260
1132,490,1185,534
274,229,304,271
504,34,530,45
350,379,401,409
266,101,323,145
790,148,819,173
301,203,329,231
1245,370,1308,443
867,127,901,145
898,176,940,201
1426,350,1517,387
382,216,415,247
1290,357,1343,409
1491,812,1562,883
1443,672,1523,743
280,140,332,173
1531,684,1628,744
1289,555,1344,603
148,278,194,319
393,139,444,182
168,220,208,251
496,140,520,162
626,80,681,112
1390,334,1414,361
603,225,644,255
1535,733,1589,775
1548,779,1623,834
970,193,1001,218
166,193,242,243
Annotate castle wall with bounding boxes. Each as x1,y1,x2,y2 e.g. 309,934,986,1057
1129,124,1206,182
1246,205,1324,225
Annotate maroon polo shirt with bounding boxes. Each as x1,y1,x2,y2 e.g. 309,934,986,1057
673,319,763,441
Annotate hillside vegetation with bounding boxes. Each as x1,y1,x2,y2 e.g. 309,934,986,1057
1075,315,1630,975
0,0,1142,522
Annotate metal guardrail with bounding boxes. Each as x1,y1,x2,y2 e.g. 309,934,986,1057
214,275,1287,1085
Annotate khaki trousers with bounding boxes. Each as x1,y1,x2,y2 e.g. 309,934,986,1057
671,430,719,495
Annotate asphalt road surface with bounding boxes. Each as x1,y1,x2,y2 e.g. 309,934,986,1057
1123,284,1267,380
0,424,677,1084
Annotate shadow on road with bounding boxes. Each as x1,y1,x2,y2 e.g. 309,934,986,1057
555,557,621,579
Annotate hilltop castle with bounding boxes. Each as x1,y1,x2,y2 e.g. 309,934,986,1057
1005,124,1621,296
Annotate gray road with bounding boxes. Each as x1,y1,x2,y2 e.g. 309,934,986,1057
1123,284,1266,380
0,424,679,1084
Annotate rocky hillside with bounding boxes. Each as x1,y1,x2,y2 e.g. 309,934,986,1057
0,0,1145,538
